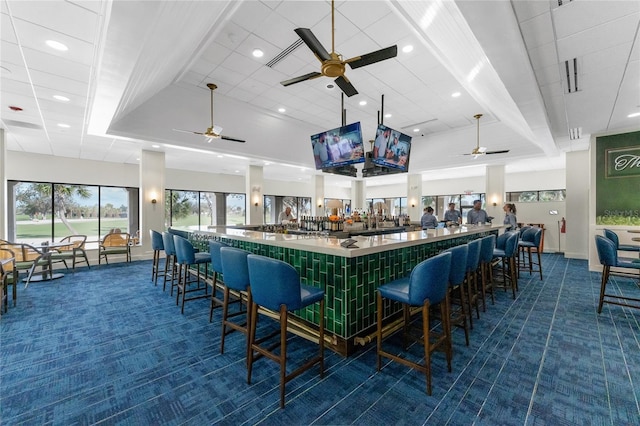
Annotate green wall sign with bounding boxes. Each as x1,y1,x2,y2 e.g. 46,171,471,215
605,145,640,179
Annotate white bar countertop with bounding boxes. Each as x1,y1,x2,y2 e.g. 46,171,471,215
185,224,504,258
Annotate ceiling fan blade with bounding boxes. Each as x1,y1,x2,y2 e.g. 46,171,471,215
295,28,332,61
173,128,204,136
281,72,323,87
486,150,510,155
221,135,246,143
334,76,358,97
346,45,398,70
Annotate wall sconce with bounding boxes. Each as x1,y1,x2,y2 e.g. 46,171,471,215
151,198,157,204
251,185,261,208
149,191,157,204
491,195,499,206
318,204,322,208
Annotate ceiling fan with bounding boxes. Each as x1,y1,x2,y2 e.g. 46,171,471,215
173,83,245,143
465,113,509,158
280,0,397,97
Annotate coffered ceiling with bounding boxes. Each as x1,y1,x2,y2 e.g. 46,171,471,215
1,0,639,188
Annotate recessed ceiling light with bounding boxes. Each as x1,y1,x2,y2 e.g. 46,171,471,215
46,40,68,51
627,112,640,118
264,161,271,166
53,95,70,102
278,107,286,113
451,92,461,98
413,128,420,132
218,155,224,158
384,113,392,118
151,144,160,148
57,123,70,128
359,100,367,106
402,45,414,53
136,158,140,161
252,48,264,58
235,170,240,173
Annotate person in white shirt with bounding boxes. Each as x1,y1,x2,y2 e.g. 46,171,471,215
278,207,296,224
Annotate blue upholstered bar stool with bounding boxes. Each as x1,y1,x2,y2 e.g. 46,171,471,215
150,230,164,286
518,227,543,280
173,235,211,314
161,232,178,294
246,254,325,409
219,247,252,360
493,232,519,299
208,240,228,322
444,244,470,346
604,229,640,257
376,251,452,395
465,239,482,327
595,235,640,313
479,235,497,307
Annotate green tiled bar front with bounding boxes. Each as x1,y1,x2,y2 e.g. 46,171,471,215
184,227,499,356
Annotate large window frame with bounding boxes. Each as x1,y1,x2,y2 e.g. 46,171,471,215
165,189,246,229
8,180,139,249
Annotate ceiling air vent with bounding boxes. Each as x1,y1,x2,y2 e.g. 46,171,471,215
569,127,582,140
266,38,304,68
557,0,573,6
564,58,580,94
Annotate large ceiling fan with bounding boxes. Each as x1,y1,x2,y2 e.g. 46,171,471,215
465,114,509,158
280,0,397,97
173,83,245,143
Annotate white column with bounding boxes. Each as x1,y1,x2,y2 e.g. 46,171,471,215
0,129,6,239
140,149,165,257
314,175,325,215
246,165,264,225
407,173,422,222
568,150,590,261
486,165,505,222
351,179,365,210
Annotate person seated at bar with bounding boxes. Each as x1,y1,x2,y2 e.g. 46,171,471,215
467,200,491,225
278,206,297,224
421,207,439,229
443,202,462,225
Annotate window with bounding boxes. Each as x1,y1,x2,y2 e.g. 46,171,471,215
421,193,485,224
226,193,246,226
506,190,566,202
9,181,138,249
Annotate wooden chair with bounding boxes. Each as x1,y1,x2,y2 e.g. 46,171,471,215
0,242,53,287
51,235,90,271
99,233,131,264
0,247,18,312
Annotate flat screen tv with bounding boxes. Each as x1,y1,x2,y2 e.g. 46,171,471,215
371,124,412,172
310,122,365,170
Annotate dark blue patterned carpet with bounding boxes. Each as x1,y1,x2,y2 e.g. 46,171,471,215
1,254,639,425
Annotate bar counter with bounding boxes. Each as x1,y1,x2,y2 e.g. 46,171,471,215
178,224,502,356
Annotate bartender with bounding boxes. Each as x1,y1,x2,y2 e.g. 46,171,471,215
278,206,296,224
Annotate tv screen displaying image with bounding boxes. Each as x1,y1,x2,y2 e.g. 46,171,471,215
371,124,412,171
311,122,365,170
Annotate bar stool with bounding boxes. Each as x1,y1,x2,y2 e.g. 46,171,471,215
518,227,543,280
493,232,519,299
161,232,178,294
479,235,497,307
173,235,210,314
595,235,640,313
246,254,325,409
444,244,469,346
376,251,452,395
150,230,164,286
208,240,228,322
604,229,640,257
219,247,252,360
465,239,482,327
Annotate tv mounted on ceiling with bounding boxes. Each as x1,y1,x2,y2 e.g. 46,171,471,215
310,122,365,170
371,123,412,172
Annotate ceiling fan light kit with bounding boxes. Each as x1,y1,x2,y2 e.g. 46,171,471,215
280,0,398,97
172,83,246,143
